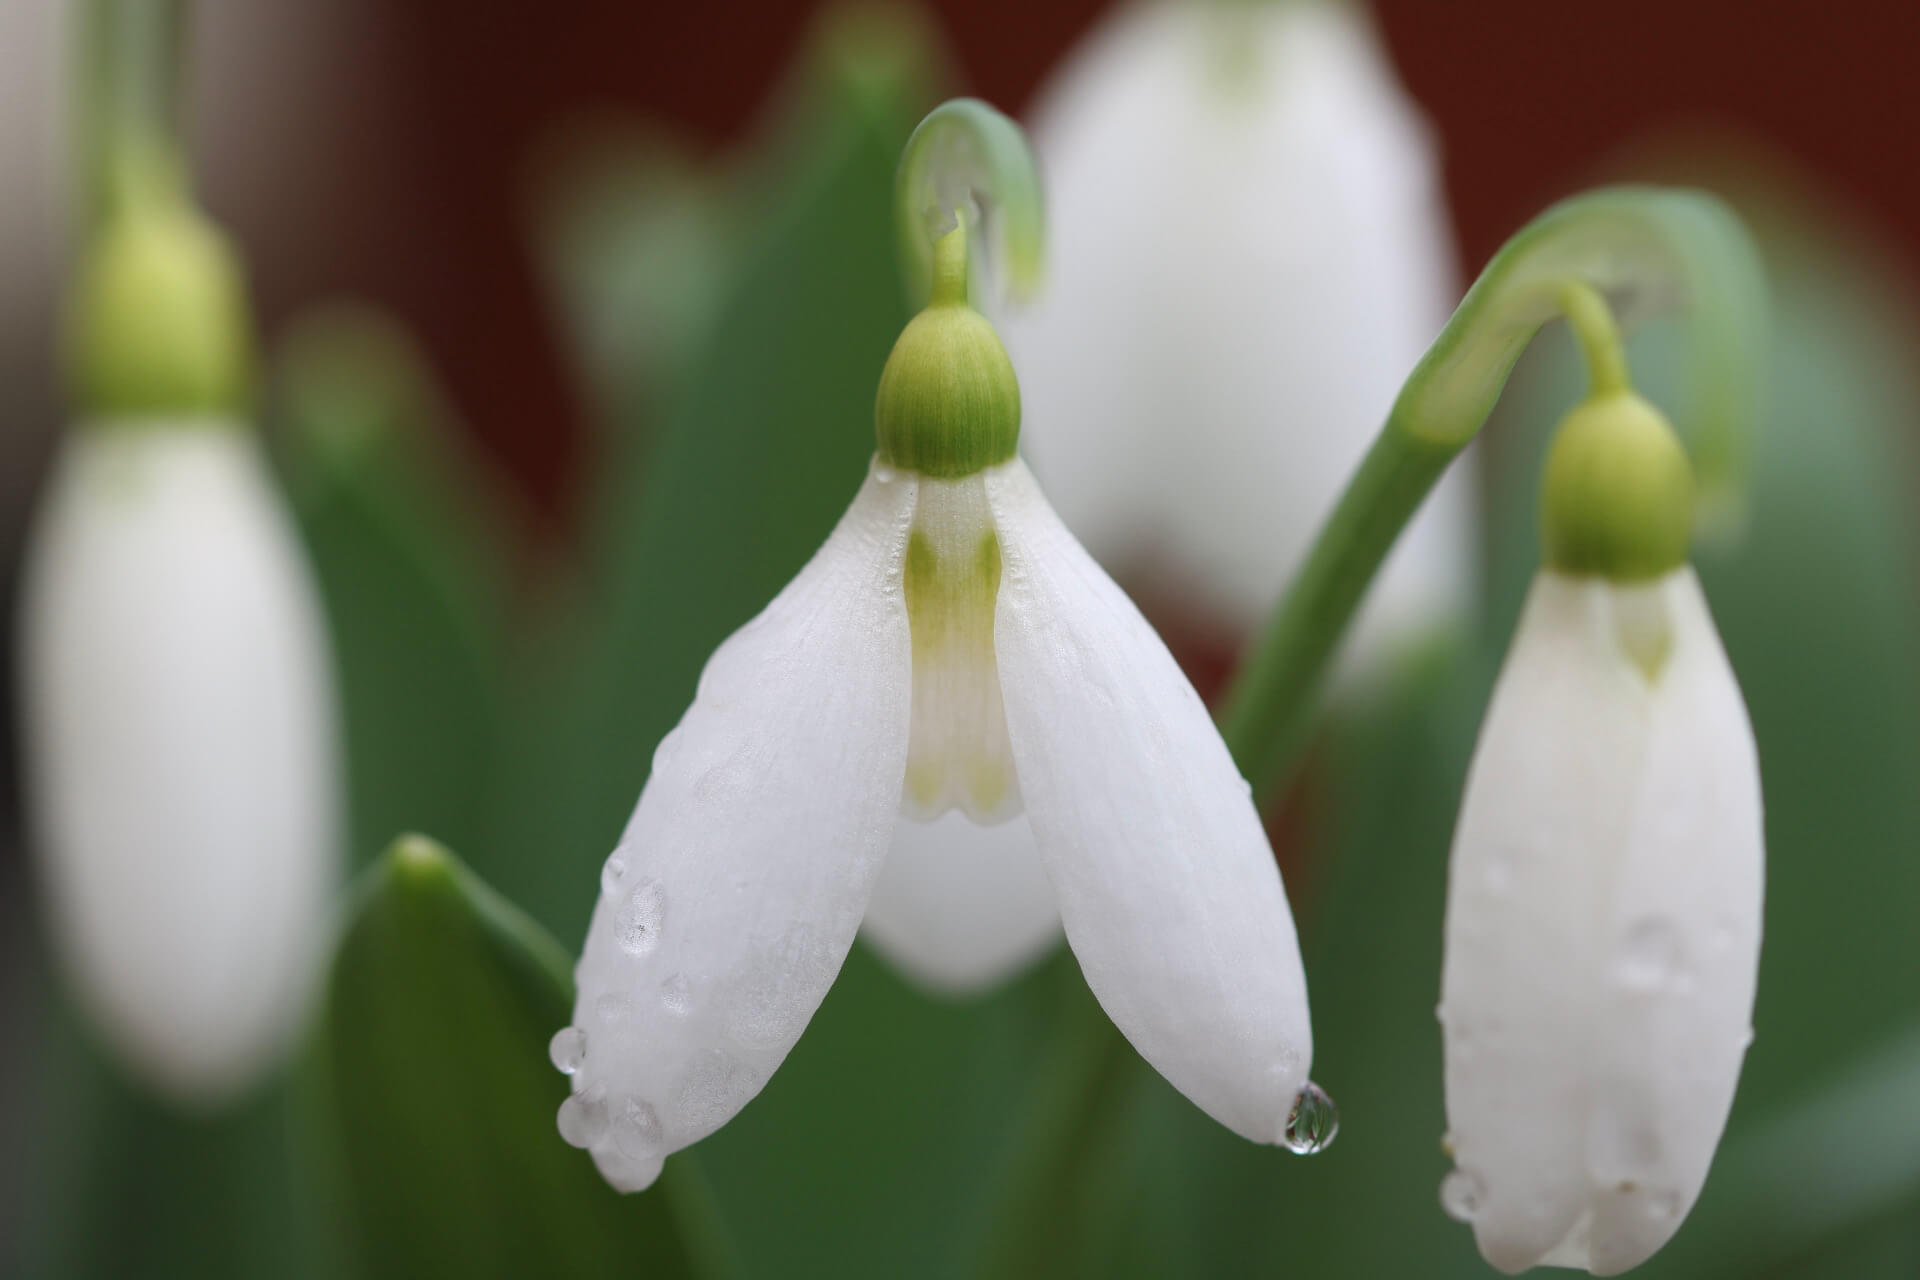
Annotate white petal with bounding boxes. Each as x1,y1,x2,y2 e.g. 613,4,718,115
566,461,915,1189
986,459,1311,1143
19,424,341,1102
1001,0,1472,650
860,811,1062,995
1440,569,1762,1275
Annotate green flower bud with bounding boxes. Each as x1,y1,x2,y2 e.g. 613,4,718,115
66,162,254,422
873,219,1020,478
1541,390,1695,582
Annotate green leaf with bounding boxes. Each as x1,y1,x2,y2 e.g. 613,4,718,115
20,976,329,1280
272,305,517,875
300,835,704,1279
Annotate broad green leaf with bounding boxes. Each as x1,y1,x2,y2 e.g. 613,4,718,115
273,306,517,875
1482,175,1920,1276
300,835,702,1279
19,964,328,1280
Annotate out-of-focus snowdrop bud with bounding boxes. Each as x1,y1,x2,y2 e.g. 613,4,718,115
1000,0,1469,660
1438,284,1762,1274
18,150,341,1104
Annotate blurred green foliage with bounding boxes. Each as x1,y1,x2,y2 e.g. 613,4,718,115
21,7,1920,1277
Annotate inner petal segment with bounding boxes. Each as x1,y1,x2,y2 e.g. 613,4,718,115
902,475,1020,823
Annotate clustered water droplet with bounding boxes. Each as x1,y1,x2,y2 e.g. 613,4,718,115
1617,916,1683,989
600,853,628,898
616,879,667,957
1439,1167,1484,1222
557,1085,609,1149
659,973,692,1016
1281,1080,1339,1155
549,1025,587,1075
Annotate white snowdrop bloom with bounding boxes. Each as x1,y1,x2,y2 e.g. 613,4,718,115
559,219,1315,1193
1437,377,1763,1274
21,422,341,1102
1000,0,1471,656
19,162,341,1103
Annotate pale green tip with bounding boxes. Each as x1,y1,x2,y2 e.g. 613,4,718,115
1541,390,1695,582
874,219,1020,478
66,154,254,422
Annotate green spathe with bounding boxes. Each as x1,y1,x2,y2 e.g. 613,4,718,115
67,192,254,420
1541,390,1696,582
873,221,1020,477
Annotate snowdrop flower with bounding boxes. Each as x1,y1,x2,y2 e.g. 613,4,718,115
1437,286,1762,1274
557,159,1315,1192
19,161,340,1102
1000,0,1470,658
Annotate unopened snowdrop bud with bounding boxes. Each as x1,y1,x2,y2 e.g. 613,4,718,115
1001,0,1469,657
1438,286,1762,1274
561,101,1318,1193
19,169,340,1103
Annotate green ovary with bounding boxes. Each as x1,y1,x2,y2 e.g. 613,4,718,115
901,476,1021,823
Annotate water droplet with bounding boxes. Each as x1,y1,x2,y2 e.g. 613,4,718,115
600,854,628,897
612,1097,665,1160
1618,917,1683,989
660,973,692,1016
1439,1168,1484,1222
1282,1081,1339,1154
557,1085,609,1149
548,1026,587,1075
675,1050,762,1134
595,993,634,1025
616,880,666,957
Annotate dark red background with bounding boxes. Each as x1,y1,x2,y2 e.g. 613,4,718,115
207,0,1920,528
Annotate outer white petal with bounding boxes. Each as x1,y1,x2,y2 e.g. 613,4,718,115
1002,0,1471,651
19,424,341,1103
860,811,1062,995
1440,569,1762,1275
565,461,915,1192
986,459,1311,1142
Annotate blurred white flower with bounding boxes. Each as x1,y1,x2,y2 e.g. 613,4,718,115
1001,0,1470,658
19,422,341,1103
1437,567,1762,1275
557,220,1313,1190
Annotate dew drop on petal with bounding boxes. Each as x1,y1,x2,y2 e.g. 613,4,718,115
1281,1080,1339,1154
1440,1167,1485,1222
557,1085,609,1149
617,879,667,957
612,1097,665,1160
548,1026,587,1075
1617,917,1683,989
660,973,692,1016
600,854,628,898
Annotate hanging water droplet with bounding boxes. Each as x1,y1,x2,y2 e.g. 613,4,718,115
1281,1080,1339,1154
595,993,634,1026
612,1097,665,1159
557,1085,609,1149
600,854,628,898
660,973,692,1015
548,1025,587,1075
1617,917,1683,989
617,879,666,957
1439,1168,1485,1222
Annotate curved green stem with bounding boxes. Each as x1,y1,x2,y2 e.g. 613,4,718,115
80,0,190,229
894,98,1045,307
1219,185,1767,788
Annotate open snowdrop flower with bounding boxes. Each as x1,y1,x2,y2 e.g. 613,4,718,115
556,101,1314,1194
999,0,1471,662
19,157,341,1103
1437,284,1763,1274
